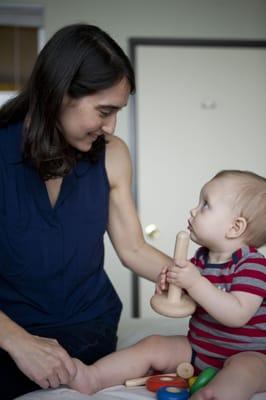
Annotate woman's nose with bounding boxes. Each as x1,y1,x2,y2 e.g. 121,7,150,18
102,114,117,135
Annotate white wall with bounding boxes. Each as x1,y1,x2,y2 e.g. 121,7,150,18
1,0,266,317
1,0,266,147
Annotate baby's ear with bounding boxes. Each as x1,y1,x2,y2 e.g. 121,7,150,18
227,217,247,238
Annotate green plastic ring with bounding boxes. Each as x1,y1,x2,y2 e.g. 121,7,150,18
190,367,217,395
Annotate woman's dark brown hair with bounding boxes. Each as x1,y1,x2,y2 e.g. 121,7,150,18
0,24,135,179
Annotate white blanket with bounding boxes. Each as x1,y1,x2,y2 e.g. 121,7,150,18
15,318,265,400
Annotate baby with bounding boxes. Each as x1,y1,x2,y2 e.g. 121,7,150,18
69,170,266,400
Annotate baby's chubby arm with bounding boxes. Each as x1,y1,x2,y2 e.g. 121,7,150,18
166,261,263,327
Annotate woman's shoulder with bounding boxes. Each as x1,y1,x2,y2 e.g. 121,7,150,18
105,135,132,187
106,134,129,153
105,135,131,165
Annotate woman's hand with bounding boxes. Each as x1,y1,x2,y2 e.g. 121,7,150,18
6,331,77,389
166,260,201,291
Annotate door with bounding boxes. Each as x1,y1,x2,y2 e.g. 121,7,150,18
0,5,45,106
132,40,266,317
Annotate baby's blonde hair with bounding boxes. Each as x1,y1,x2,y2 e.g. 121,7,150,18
212,170,266,248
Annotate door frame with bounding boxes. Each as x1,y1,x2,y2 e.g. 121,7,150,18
128,38,266,317
0,4,45,105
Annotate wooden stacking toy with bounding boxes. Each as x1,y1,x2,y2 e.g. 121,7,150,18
125,363,217,398
150,231,196,317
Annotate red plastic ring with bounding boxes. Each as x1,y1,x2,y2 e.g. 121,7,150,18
146,375,188,392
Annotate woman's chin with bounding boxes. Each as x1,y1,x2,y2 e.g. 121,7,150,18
73,143,93,152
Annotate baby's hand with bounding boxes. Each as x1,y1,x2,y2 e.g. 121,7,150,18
155,266,169,294
166,260,201,291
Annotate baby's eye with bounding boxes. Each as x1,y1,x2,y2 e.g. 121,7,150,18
202,200,208,209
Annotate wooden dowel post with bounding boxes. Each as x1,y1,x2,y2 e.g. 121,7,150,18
150,231,196,317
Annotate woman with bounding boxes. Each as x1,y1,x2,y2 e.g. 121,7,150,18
0,24,171,399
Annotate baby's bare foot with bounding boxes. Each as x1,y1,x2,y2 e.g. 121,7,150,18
69,358,100,394
190,387,216,400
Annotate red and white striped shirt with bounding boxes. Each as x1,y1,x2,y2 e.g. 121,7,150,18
188,246,266,372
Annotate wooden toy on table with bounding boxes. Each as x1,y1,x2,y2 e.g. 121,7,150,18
125,372,181,388
146,374,188,392
125,363,217,398
125,362,194,390
150,231,196,317
176,362,194,379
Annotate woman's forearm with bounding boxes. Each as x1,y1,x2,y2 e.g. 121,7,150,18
0,310,77,388
0,310,29,353
120,241,172,282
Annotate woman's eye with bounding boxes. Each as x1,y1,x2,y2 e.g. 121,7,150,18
100,109,112,117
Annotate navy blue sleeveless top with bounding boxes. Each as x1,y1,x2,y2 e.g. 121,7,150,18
0,122,122,329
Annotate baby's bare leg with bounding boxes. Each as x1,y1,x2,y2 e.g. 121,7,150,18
69,334,191,394
190,352,266,400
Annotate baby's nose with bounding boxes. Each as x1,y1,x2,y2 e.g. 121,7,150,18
190,207,197,217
